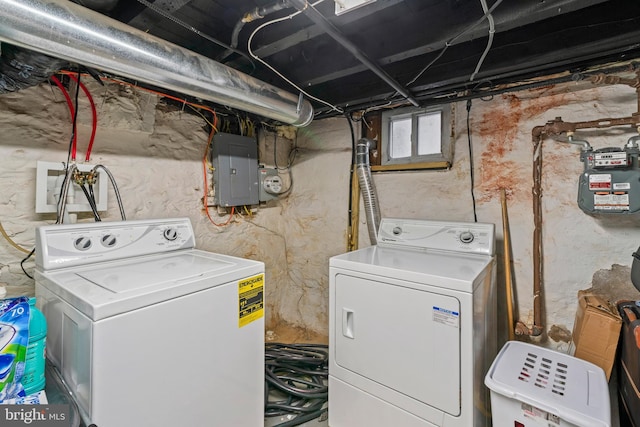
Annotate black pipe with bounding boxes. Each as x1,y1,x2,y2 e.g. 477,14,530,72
219,0,290,63
243,0,290,25
288,0,419,108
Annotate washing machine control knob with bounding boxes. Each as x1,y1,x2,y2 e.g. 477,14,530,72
163,228,178,241
459,231,474,244
74,236,92,251
392,226,402,235
101,234,117,248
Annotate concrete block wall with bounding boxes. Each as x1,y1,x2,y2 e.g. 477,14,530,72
1,76,639,347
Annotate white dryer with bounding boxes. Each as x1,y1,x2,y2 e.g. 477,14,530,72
329,218,497,427
35,218,265,427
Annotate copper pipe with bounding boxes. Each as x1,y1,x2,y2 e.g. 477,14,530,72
588,70,640,124
521,71,640,338
533,116,638,139
589,73,640,88
526,135,544,336
527,116,635,337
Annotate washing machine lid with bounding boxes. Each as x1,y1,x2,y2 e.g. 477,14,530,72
36,249,264,321
330,245,493,293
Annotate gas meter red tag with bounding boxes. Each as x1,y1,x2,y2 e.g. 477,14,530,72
588,174,611,190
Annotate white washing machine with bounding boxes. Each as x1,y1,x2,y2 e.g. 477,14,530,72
34,218,265,427
329,218,497,427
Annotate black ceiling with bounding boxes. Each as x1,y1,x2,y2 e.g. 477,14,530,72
93,0,640,118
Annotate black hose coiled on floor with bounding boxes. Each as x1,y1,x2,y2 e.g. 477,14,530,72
265,343,329,427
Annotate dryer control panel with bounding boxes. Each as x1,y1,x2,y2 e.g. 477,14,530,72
35,218,195,271
377,218,495,256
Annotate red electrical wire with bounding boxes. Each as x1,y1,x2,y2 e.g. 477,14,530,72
65,74,98,162
51,73,98,161
49,75,77,158
57,71,234,225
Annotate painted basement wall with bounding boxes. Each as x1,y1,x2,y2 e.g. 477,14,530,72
0,79,347,343
364,79,640,348
1,76,639,348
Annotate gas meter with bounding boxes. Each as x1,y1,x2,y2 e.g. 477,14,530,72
577,136,640,214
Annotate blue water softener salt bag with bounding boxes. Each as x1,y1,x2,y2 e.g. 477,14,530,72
0,297,30,401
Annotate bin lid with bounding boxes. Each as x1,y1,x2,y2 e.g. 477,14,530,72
484,341,610,427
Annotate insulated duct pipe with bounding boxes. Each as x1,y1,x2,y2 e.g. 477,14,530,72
0,0,314,126
355,138,381,245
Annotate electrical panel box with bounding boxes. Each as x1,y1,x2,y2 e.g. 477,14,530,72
211,133,259,207
35,161,108,214
578,146,640,214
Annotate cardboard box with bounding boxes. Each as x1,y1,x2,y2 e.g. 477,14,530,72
570,291,622,380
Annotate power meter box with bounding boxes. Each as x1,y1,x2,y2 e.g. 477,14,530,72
578,146,640,214
211,133,259,207
259,168,283,202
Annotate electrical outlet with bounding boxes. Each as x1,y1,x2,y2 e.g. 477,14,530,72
35,161,108,214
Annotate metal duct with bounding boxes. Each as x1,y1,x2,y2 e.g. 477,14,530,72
0,0,314,126
355,138,381,245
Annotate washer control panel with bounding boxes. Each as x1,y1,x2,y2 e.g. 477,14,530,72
36,218,195,271
377,218,495,255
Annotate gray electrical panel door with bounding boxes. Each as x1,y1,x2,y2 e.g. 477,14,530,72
212,133,259,207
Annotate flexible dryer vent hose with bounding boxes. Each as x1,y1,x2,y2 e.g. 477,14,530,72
355,138,381,245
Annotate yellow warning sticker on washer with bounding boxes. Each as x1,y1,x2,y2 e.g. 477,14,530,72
239,273,264,328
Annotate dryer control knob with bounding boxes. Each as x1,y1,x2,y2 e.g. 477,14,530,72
74,237,92,251
459,231,474,244
392,226,402,235
163,228,178,241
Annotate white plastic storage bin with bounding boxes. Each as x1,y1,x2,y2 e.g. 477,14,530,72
484,341,610,427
